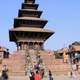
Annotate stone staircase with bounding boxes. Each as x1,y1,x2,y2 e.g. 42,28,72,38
25,49,37,75
1,50,26,76
0,49,72,80
39,50,71,75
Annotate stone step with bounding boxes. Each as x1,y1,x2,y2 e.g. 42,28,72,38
8,71,26,76
6,75,80,80
8,76,29,80
39,51,71,75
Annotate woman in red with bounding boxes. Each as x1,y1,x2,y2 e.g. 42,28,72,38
34,71,41,80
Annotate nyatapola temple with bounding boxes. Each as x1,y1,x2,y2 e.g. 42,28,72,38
0,0,80,80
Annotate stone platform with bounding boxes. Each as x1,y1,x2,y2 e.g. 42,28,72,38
8,75,80,80
0,50,80,77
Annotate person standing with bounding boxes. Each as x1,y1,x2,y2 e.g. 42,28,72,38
0,71,2,80
40,69,46,80
1,65,8,80
29,71,35,80
34,70,41,80
48,70,53,80
71,59,78,80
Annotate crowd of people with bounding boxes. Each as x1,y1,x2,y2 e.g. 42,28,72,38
28,50,53,80
29,69,53,80
28,58,53,80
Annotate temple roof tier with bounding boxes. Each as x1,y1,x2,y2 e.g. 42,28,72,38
9,27,54,42
17,39,44,43
10,27,54,33
18,9,42,18
22,3,38,10
14,17,48,28
24,0,35,4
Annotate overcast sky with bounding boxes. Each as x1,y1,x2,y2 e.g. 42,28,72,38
0,0,80,52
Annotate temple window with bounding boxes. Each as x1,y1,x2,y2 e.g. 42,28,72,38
54,53,63,59
3,51,9,58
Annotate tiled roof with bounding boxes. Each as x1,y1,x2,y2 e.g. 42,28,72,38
0,46,8,52
10,27,54,33
19,9,42,12
71,45,80,51
14,17,48,22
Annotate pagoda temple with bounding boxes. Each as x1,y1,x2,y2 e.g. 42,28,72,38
7,0,55,78
9,0,54,51
0,0,74,80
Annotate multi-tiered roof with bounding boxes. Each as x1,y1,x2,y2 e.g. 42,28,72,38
9,0,54,50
